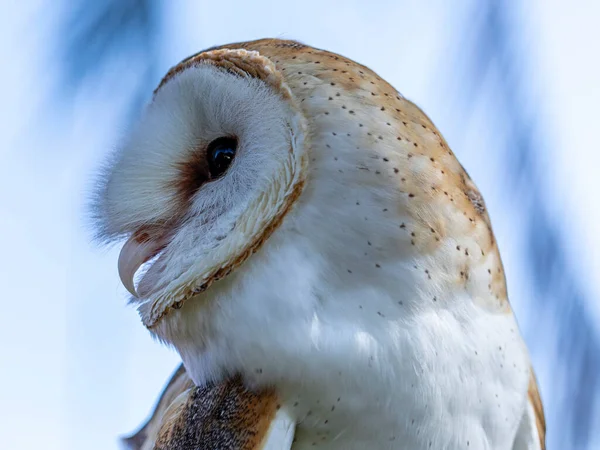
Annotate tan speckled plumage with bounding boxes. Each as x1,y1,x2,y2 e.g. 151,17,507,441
224,38,511,313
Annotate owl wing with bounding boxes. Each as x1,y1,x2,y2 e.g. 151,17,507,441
527,369,546,450
121,364,193,450
122,364,295,450
512,368,546,450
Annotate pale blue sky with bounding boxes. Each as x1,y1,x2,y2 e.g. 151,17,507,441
0,1,598,449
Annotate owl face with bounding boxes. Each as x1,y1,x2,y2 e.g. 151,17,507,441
95,49,311,327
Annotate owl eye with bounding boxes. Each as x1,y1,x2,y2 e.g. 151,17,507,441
207,137,237,179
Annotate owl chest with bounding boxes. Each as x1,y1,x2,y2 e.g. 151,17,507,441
176,242,529,449
268,304,530,450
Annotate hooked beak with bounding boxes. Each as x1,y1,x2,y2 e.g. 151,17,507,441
118,232,168,298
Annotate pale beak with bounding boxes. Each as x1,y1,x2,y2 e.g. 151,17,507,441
118,233,167,298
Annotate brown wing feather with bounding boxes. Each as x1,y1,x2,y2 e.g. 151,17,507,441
123,365,281,450
153,375,279,450
528,369,546,449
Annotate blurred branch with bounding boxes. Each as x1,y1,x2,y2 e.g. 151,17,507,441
57,0,162,118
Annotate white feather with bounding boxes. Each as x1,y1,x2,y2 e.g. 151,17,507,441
263,408,296,450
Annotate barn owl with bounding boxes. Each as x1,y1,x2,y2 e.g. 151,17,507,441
94,39,545,449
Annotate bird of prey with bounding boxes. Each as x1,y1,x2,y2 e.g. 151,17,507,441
94,39,545,449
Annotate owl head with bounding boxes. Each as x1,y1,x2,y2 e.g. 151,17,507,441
93,39,492,384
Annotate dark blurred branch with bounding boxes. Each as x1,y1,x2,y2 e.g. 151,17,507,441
57,0,162,118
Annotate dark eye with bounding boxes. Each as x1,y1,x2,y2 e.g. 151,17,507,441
207,137,237,179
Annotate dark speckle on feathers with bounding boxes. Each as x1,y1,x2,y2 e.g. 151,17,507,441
465,187,485,214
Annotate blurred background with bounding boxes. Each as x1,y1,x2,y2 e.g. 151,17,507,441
0,0,598,448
